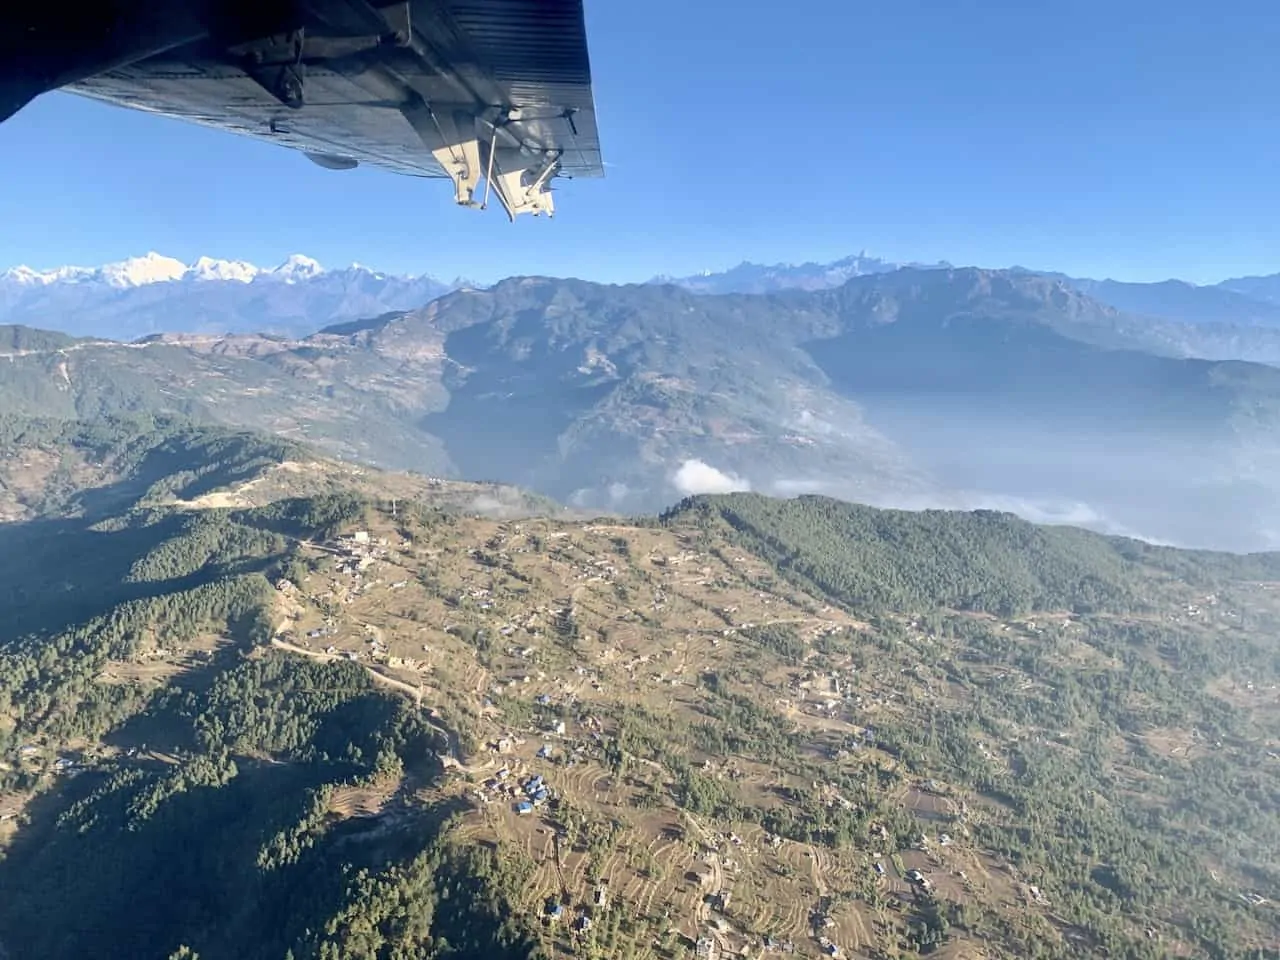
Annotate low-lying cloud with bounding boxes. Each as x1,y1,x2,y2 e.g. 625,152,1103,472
857,488,1180,546
673,459,751,496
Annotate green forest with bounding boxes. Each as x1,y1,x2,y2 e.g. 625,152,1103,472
667,492,1280,616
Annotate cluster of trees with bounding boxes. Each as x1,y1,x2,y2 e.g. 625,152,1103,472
854,610,1280,958
0,491,372,781
0,650,540,960
652,494,1280,957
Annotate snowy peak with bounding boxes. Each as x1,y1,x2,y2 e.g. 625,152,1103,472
1,252,336,288
1,264,96,285
99,252,188,288
0,265,52,285
0,251,461,340
189,256,261,283
0,251,465,302
271,254,324,282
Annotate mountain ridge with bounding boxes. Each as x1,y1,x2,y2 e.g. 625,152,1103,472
0,251,464,341
3,267,1279,550
0,250,457,289
13,247,1280,363
659,256,1280,362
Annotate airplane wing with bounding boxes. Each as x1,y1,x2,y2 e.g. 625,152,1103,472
0,0,603,220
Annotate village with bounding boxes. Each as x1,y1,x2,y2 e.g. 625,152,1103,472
223,512,1039,959
5,501,1268,959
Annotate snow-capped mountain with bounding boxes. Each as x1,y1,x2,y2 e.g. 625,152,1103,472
651,252,947,294
0,252,460,339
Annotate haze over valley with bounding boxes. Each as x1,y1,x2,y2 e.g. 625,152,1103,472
3,257,1280,550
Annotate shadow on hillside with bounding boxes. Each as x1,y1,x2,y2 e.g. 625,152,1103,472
0,749,468,960
0,508,275,648
70,431,300,517
421,321,617,488
101,638,256,755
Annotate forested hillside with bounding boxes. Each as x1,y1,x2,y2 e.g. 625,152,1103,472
0,423,1277,959
0,425,546,959
669,493,1280,615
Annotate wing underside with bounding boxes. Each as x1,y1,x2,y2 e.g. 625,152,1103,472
6,0,603,219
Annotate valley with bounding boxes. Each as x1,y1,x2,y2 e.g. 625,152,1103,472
5,266,1280,549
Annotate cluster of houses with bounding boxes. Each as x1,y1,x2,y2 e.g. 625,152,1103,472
543,880,609,934
473,766,555,814
6,744,80,778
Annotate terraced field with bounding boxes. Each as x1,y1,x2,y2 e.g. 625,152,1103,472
40,488,1272,960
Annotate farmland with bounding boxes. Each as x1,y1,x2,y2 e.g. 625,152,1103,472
0,437,1277,959
224,496,1280,959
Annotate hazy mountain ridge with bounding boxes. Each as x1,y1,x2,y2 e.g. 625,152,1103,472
16,247,1280,364
0,251,460,340
665,256,1280,363
651,251,932,293
4,268,1280,548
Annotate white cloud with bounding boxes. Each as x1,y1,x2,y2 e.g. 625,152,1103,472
771,477,831,496
862,489,1179,545
672,459,751,496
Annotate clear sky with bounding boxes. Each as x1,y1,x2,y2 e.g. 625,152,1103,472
2,0,1280,284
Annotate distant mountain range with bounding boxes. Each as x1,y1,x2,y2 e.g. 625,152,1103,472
4,266,1280,550
657,254,1280,323
655,256,1280,364
0,251,460,340
650,252,941,294
10,249,1280,366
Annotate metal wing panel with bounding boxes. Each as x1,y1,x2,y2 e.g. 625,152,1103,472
447,0,592,85
67,64,450,179
53,0,603,208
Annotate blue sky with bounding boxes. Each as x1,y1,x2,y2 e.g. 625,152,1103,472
2,0,1280,284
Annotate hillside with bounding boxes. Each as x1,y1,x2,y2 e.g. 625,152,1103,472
0,423,1277,960
3,269,1280,548
0,415,558,525
0,323,81,353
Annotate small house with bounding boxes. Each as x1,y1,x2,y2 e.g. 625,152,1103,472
515,801,533,815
